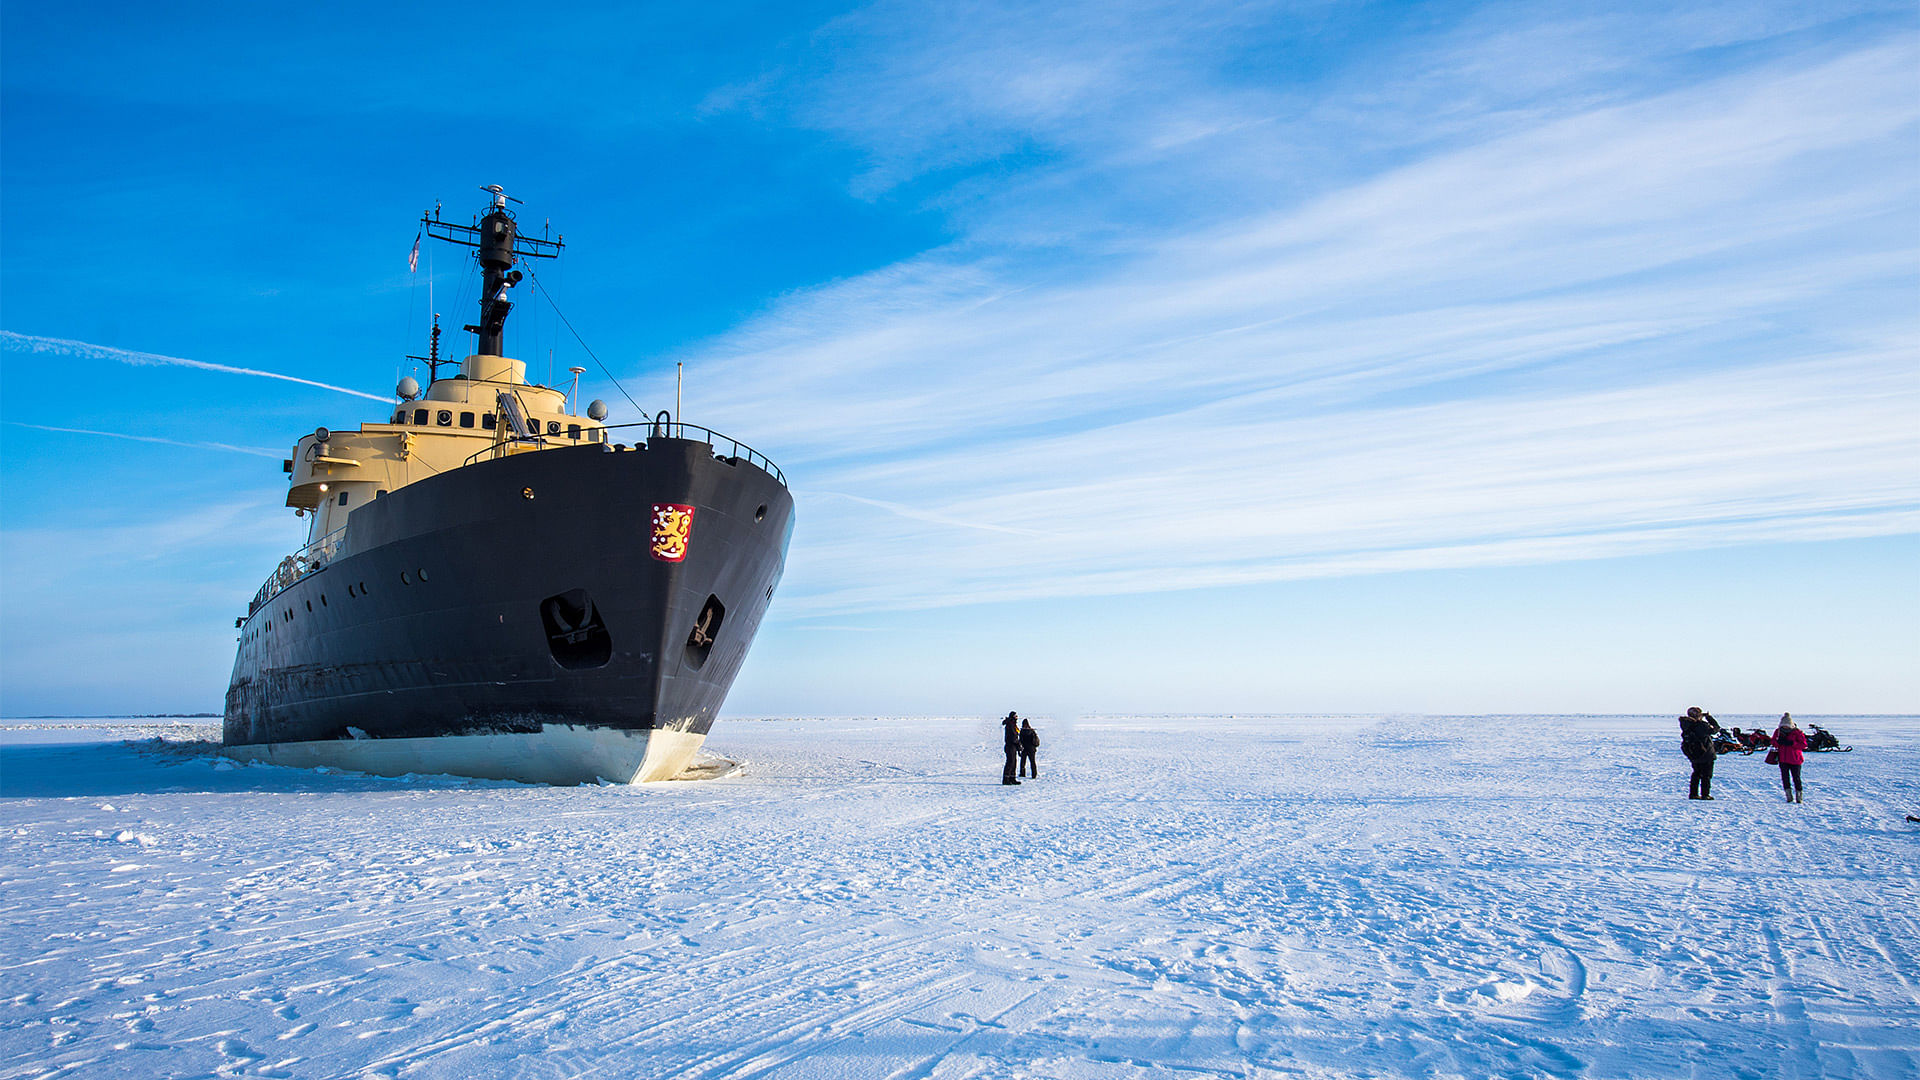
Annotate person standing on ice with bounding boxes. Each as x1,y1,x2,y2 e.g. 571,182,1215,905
1773,713,1808,803
1001,711,1023,786
1679,706,1718,800
1018,718,1040,779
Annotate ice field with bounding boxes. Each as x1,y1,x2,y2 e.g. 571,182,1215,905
2,714,1917,1079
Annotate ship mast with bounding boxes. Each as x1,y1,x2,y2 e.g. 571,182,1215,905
422,186,564,359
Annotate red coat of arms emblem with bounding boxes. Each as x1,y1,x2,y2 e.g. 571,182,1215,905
650,503,696,562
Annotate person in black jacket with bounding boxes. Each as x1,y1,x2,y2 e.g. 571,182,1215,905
1679,706,1718,800
1018,718,1040,778
1001,712,1022,786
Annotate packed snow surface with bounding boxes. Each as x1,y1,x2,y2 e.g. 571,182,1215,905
2,714,1917,1079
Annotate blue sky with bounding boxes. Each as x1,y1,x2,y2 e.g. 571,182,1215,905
2,0,1915,716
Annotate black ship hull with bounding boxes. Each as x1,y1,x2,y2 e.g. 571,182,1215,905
224,437,792,783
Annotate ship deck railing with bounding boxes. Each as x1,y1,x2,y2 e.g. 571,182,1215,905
463,419,787,487
248,525,348,616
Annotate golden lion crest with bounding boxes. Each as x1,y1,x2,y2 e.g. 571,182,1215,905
650,503,695,562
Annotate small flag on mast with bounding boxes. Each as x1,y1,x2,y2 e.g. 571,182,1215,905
408,232,421,273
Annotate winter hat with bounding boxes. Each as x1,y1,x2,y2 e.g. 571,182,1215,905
1780,713,1798,729
1687,707,1703,718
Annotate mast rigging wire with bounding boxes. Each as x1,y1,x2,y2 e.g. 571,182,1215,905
524,267,648,418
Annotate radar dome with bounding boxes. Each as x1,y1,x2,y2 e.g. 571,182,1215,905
397,377,421,400
587,399,609,421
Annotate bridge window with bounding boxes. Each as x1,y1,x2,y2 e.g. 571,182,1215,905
460,412,475,428
437,410,453,427
568,424,581,440
482,413,496,430
338,491,349,505
393,410,405,424
413,408,428,425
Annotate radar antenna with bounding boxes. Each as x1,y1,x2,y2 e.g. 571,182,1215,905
422,187,563,357
403,315,444,382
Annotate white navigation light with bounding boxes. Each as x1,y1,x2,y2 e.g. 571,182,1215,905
397,377,420,401
587,399,609,421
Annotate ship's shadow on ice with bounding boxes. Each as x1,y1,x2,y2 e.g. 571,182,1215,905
0,737,755,797
0,737,532,797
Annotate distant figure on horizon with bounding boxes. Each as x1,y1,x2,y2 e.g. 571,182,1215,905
1773,713,1807,803
1680,706,1718,801
1019,719,1040,779
1001,712,1022,786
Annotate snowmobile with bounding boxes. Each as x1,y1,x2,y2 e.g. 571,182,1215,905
1807,725,1853,753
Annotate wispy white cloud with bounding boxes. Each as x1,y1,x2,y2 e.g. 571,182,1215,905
682,14,1919,617
7,422,283,458
0,331,391,402
775,351,1917,614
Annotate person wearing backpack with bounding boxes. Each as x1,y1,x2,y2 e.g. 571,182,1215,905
1679,707,1718,800
1018,718,1040,779
1772,713,1808,803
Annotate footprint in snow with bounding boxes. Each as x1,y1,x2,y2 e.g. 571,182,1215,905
1442,977,1539,1008
216,1037,264,1070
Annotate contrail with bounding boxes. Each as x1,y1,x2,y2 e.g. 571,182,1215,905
6,422,284,458
0,331,391,402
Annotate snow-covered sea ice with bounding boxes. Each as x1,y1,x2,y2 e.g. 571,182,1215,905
2,714,1916,1078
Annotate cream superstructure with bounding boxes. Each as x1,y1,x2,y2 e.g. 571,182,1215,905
286,353,608,544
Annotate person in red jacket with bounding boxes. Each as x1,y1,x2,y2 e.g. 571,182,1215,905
1773,712,1808,803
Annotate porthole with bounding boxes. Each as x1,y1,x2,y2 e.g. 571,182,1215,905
754,504,767,522
437,410,453,427
401,571,411,585
547,420,561,435
359,581,368,594
347,584,357,598
320,594,328,607
417,568,429,583
305,600,312,612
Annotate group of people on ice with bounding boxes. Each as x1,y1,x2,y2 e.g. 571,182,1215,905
1679,707,1844,804
1000,711,1040,785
